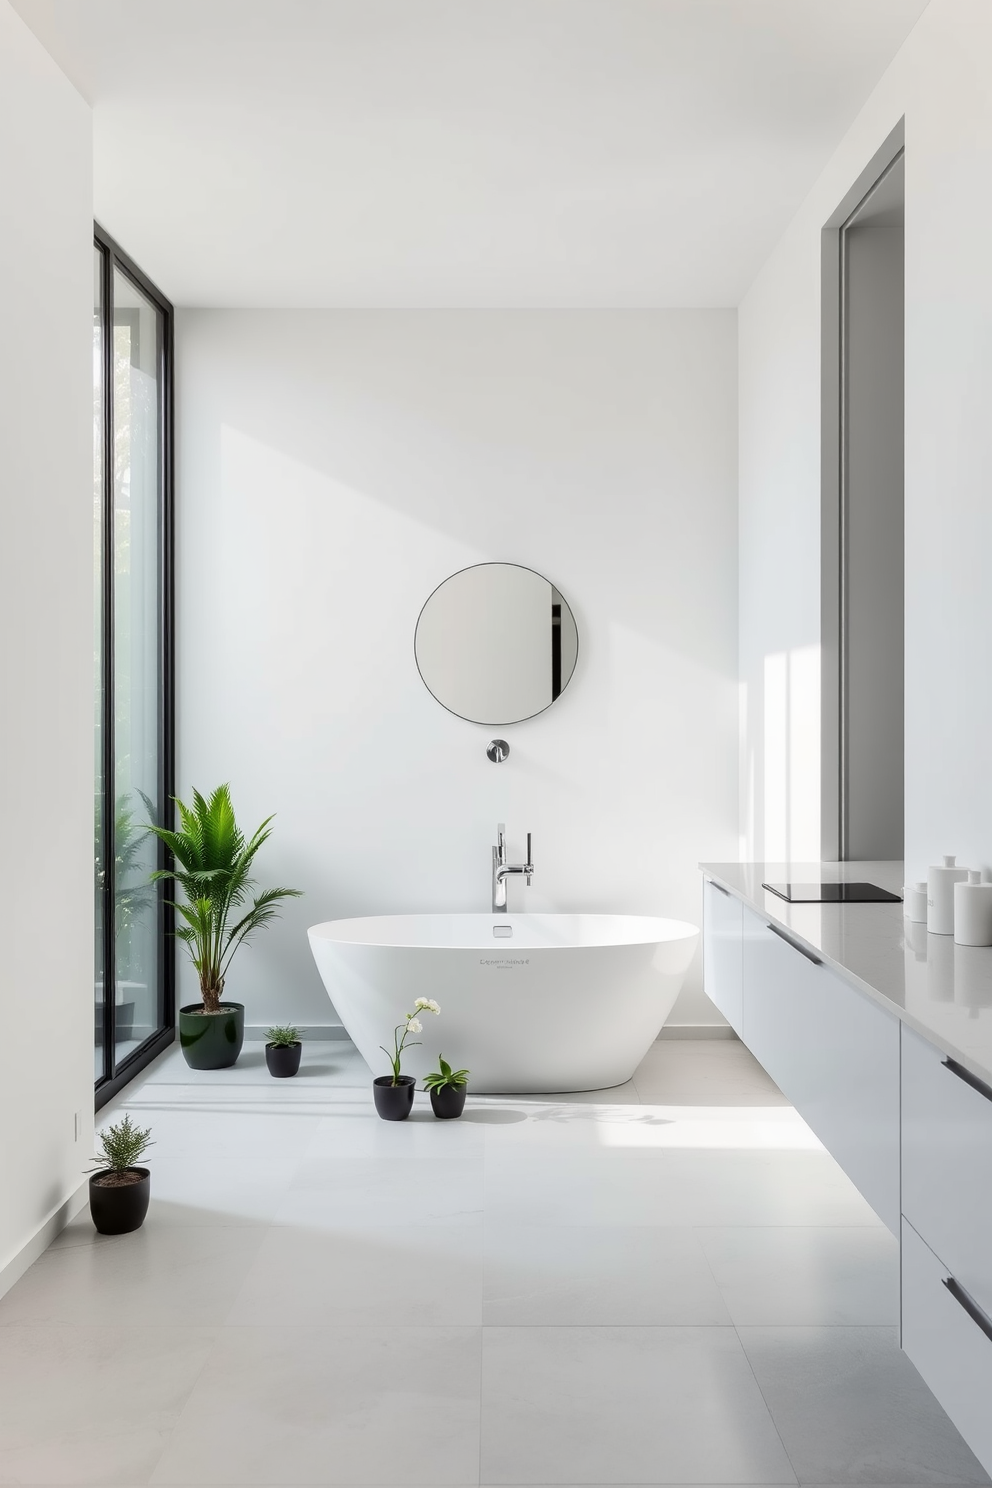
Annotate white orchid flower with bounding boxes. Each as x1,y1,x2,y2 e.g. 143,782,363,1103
414,998,441,1015
405,1017,423,1034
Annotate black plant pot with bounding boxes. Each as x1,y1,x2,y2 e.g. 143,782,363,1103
429,1084,467,1120
265,1041,302,1078
179,1002,245,1070
373,1074,416,1120
89,1168,150,1235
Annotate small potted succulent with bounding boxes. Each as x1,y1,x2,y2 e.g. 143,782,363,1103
375,998,440,1120
424,1056,469,1119
265,1024,302,1078
146,784,302,1071
87,1114,153,1235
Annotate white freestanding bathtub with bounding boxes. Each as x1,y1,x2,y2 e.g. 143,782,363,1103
307,913,699,1092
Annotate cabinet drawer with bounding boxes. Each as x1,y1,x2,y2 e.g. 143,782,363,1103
902,1218,992,1477
703,879,742,1033
742,908,900,1233
902,1026,992,1320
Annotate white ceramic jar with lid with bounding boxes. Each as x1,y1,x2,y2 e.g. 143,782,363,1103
954,869,992,946
928,855,969,935
903,882,928,922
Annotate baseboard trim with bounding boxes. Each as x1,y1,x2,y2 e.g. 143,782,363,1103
0,1180,89,1303
658,1024,738,1040
244,1024,351,1042
243,1024,736,1044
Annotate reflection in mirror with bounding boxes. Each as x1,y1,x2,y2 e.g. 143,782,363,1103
415,563,578,725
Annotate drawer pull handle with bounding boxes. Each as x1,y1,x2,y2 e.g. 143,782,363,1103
767,922,822,965
942,1276,992,1345
941,1057,992,1106
709,880,730,897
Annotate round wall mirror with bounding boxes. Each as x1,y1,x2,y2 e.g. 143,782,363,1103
414,562,579,725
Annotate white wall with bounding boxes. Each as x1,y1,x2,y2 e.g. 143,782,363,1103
176,311,738,1029
0,1,93,1286
739,0,992,881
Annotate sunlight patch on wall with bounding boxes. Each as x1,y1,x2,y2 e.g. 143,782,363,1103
762,645,820,862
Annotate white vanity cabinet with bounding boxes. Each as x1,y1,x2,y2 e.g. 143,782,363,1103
700,865,992,1477
902,1218,992,1474
702,878,743,1034
901,1025,992,1473
901,1025,992,1320
740,906,900,1235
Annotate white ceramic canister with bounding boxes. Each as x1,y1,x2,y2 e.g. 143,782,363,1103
903,882,928,922
954,870,992,946
928,855,969,935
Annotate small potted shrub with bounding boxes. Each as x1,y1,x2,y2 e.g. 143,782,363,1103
265,1024,302,1078
146,784,302,1071
375,998,440,1120
424,1056,469,1119
88,1114,153,1235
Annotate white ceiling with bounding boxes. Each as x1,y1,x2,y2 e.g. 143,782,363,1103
14,0,928,308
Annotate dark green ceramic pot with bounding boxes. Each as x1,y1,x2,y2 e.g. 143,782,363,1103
179,1002,245,1070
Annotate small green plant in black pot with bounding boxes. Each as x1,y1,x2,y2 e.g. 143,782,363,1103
146,785,302,1071
88,1114,153,1235
423,1055,469,1119
265,1025,302,1078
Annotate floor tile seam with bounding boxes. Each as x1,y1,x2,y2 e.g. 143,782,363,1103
726,1306,801,1488
137,1311,284,1488
156,1321,488,1334
126,1097,376,1104
85,1327,224,1488
681,1222,889,1230
692,1224,893,1232
35,1320,775,1335
475,1327,743,1339
477,1315,484,1488
690,1225,743,1329
477,1322,745,1334
475,1222,886,1231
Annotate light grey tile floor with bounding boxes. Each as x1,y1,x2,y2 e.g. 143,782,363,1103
0,1037,986,1487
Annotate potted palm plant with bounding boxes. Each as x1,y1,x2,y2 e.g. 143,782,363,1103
88,1114,153,1235
265,1024,302,1078
424,1056,469,1119
147,785,302,1070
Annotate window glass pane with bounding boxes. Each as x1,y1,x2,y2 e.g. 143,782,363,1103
112,267,164,1063
93,246,106,1082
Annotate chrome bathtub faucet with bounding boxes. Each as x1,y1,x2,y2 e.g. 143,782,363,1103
492,822,534,912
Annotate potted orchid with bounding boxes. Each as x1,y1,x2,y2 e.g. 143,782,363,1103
374,998,440,1120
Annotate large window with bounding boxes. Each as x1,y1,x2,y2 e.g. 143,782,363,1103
93,226,174,1105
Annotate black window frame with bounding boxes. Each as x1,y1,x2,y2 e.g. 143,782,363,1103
94,223,176,1109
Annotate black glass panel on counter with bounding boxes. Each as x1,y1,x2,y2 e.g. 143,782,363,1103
763,882,903,904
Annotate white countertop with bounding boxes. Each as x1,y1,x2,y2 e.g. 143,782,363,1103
699,860,992,1088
